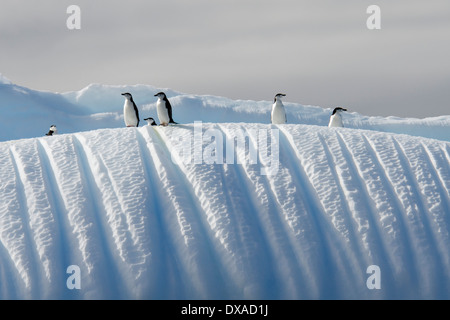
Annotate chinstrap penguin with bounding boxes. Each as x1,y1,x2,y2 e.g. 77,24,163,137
121,93,140,127
271,93,287,124
144,117,157,126
155,92,177,126
45,125,58,136
328,107,348,128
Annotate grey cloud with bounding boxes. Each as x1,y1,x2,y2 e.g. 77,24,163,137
0,0,449,117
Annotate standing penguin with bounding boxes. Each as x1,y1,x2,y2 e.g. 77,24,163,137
271,93,287,124
154,92,177,126
121,93,140,127
45,125,58,136
328,107,348,128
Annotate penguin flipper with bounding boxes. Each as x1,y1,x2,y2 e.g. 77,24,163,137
134,104,140,127
166,100,176,123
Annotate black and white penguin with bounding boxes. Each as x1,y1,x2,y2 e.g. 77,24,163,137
45,125,58,136
154,92,177,126
328,107,348,128
271,93,287,124
144,117,157,126
121,93,140,127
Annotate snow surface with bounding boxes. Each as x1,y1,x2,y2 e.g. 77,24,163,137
0,122,449,299
0,77,449,299
0,74,12,85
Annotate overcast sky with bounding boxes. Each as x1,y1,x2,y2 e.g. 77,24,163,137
1,0,449,118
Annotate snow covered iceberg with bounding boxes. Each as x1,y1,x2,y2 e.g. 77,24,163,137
0,123,449,299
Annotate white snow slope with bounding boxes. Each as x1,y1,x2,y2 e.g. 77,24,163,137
0,77,449,299
0,123,449,300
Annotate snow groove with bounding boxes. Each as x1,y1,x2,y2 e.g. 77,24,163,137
334,130,408,297
217,123,306,299
0,237,18,299
141,126,233,298
0,147,35,298
392,136,450,296
156,124,263,298
361,133,427,297
71,133,128,299
134,127,188,299
75,129,157,297
279,126,367,298
315,132,368,266
9,141,62,298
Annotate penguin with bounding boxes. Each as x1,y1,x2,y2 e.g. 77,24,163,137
45,125,58,136
154,92,177,126
271,93,287,124
121,93,140,127
144,117,157,126
328,107,348,128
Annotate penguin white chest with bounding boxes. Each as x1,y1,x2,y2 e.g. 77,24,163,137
124,100,138,127
271,102,286,124
328,114,343,127
157,99,170,125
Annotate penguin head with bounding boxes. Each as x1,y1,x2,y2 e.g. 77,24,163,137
332,107,348,115
144,117,156,125
121,93,133,100
49,125,57,132
274,93,286,103
154,92,167,99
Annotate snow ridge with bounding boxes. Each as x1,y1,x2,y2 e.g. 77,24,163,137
0,123,449,299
